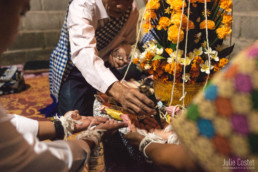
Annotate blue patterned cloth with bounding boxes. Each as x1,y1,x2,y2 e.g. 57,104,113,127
141,32,155,44
49,1,131,102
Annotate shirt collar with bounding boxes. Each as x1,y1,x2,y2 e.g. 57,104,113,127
96,0,109,19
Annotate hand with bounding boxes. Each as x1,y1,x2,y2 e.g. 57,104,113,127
124,125,144,146
65,110,109,133
95,119,128,137
107,82,157,116
109,47,128,68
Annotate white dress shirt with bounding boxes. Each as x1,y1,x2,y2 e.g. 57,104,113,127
67,0,139,93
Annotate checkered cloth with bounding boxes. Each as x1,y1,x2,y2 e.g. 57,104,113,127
49,1,131,101
141,32,155,45
96,9,131,51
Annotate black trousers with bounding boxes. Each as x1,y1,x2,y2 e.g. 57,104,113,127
58,63,143,116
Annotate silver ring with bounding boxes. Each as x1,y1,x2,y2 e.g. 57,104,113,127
116,56,123,60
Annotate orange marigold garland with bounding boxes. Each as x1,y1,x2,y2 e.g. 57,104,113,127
133,0,234,84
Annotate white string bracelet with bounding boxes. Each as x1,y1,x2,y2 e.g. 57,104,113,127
167,133,180,145
76,121,106,155
139,132,167,163
54,114,83,140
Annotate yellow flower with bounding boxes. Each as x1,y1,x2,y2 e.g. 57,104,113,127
165,63,175,74
200,20,215,30
168,25,184,44
197,0,211,3
166,0,186,11
171,13,195,30
200,60,214,74
222,14,233,25
133,58,139,64
165,48,173,56
142,22,154,33
157,17,171,30
146,0,160,10
152,60,160,71
219,58,229,68
202,10,211,17
216,26,232,39
165,7,172,14
220,0,233,12
144,10,157,21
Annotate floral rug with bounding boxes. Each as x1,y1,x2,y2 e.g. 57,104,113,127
0,73,52,121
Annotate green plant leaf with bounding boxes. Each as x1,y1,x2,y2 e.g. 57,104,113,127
152,55,166,61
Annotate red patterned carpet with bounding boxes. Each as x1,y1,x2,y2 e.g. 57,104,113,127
0,74,52,121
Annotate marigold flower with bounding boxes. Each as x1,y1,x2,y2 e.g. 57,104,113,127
222,14,233,25
165,48,173,55
157,17,171,30
219,58,229,67
171,13,187,26
153,73,159,80
170,12,195,30
168,25,184,44
146,0,160,10
197,0,211,3
216,26,232,39
145,52,155,60
160,61,168,70
133,58,139,64
200,20,215,30
148,69,154,75
144,10,157,21
193,56,204,65
166,0,186,11
213,63,220,72
140,61,146,70
142,22,154,33
152,60,160,71
189,0,198,3
165,63,174,74
156,68,164,76
220,0,233,12
187,20,195,30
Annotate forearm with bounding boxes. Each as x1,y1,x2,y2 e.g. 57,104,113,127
145,143,199,172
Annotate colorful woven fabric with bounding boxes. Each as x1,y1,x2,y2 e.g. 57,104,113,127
173,42,258,172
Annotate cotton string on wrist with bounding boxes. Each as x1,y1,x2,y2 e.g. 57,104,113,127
54,113,83,140
139,132,167,163
76,121,106,149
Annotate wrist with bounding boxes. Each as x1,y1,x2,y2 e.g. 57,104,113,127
106,81,125,101
52,120,65,140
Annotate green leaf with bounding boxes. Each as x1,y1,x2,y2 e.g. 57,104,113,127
152,55,166,61
169,42,176,50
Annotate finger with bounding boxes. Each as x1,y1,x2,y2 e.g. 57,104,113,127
131,124,136,132
109,55,117,67
123,56,128,63
133,90,155,108
113,58,122,68
125,96,156,116
95,116,109,122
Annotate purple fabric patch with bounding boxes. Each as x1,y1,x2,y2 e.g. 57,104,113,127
235,74,253,93
231,115,249,135
247,46,258,59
